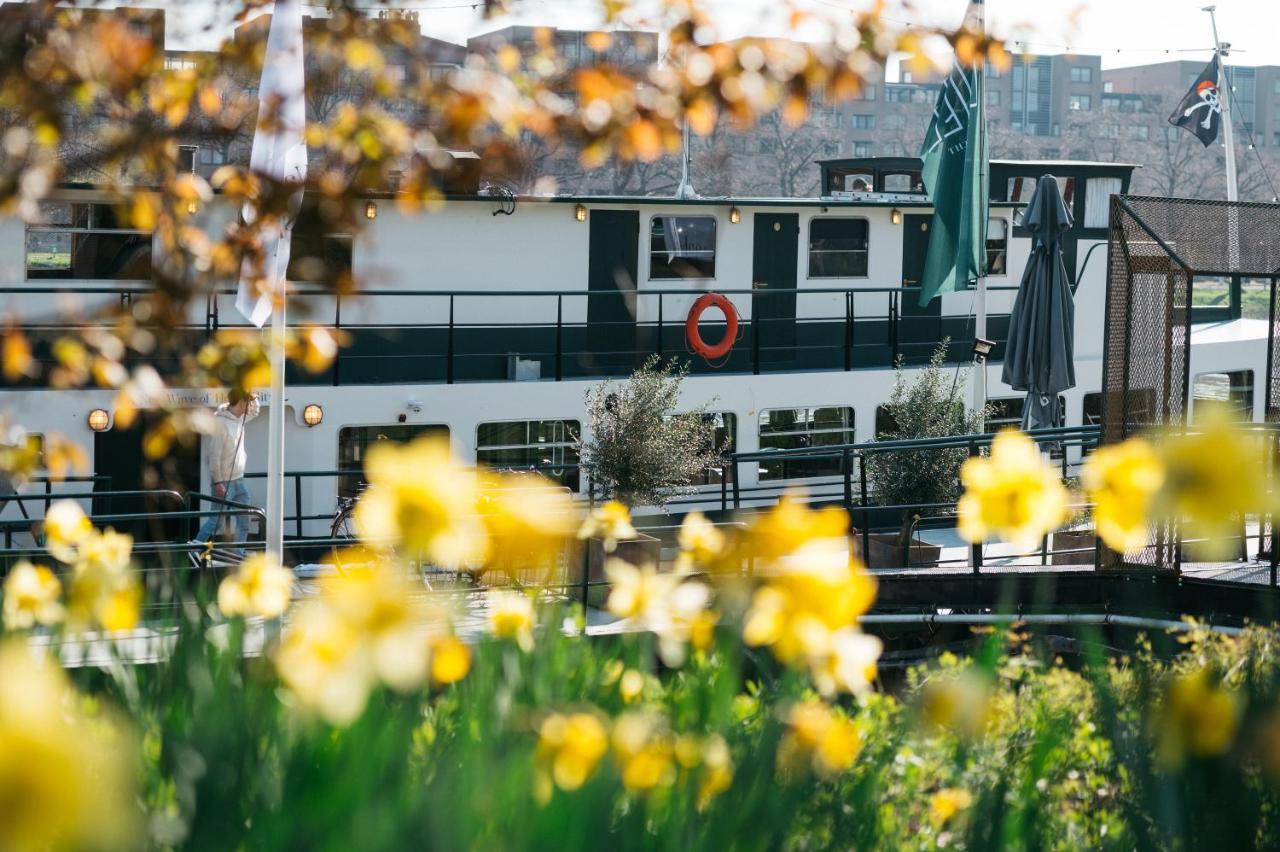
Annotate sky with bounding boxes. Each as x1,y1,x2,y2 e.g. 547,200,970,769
91,0,1280,76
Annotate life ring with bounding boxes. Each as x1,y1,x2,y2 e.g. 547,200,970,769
686,292,738,360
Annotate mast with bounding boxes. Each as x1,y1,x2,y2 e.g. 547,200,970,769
1204,5,1239,201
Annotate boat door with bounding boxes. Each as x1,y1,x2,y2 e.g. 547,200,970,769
587,209,639,372
900,214,943,355
92,411,202,544
752,212,799,366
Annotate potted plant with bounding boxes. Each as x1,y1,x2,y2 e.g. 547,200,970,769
862,340,990,569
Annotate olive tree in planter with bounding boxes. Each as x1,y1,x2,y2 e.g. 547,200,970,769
577,356,724,509
862,340,990,568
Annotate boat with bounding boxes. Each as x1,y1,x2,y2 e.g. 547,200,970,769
0,154,1268,547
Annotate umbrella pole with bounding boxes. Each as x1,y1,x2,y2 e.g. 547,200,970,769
973,274,988,430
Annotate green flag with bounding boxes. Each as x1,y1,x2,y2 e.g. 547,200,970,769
918,49,988,307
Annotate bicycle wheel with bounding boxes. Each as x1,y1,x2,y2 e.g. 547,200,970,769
330,502,359,541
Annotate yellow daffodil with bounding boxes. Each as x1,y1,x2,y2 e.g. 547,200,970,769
929,787,974,824
66,528,141,633
487,589,536,652
535,711,610,801
353,437,487,567
276,601,372,726
696,734,734,809
1157,667,1241,766
2,561,64,630
742,494,850,564
743,543,877,666
476,472,576,582
778,700,862,778
1157,410,1275,557
957,429,1068,549
675,510,726,572
1082,438,1165,552
0,642,137,851
604,558,680,621
612,711,676,793
919,670,995,739
619,668,646,703
604,558,714,667
77,527,133,574
430,633,471,686
321,563,431,692
218,553,294,619
577,500,637,552
808,627,883,698
42,499,93,563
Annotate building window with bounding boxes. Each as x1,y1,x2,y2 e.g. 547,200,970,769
852,85,876,100
850,114,875,130
852,141,873,158
986,89,1001,106
986,217,1008,276
1069,66,1093,83
199,147,226,165
688,413,737,486
178,145,198,172
885,86,910,103
1192,370,1254,421
477,419,580,490
759,138,777,154
1127,125,1149,141
287,201,354,288
1084,177,1123,229
1068,94,1091,111
338,424,450,499
649,216,716,279
757,406,856,481
1099,123,1120,138
25,201,152,281
808,218,869,278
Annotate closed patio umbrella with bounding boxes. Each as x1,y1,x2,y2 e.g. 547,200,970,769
1001,175,1076,431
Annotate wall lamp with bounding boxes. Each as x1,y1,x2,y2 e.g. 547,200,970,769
972,337,995,364
890,208,903,225
302,404,324,427
87,408,110,432
574,203,587,222
365,200,378,220
729,206,741,224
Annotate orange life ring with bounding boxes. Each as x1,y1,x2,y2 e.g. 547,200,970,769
686,292,738,360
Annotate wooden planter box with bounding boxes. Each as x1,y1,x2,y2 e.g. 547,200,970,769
861,532,942,569
1051,530,1097,566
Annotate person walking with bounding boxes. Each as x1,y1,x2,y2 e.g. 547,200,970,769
189,389,260,565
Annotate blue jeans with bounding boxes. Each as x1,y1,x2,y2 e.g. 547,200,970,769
194,478,253,556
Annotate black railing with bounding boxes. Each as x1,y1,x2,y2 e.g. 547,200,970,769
1,283,1020,386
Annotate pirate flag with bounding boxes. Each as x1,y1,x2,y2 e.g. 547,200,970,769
1169,55,1223,147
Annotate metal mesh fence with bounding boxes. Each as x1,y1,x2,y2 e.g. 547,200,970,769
1104,195,1280,569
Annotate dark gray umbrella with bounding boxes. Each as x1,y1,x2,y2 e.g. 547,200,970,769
1001,175,1076,431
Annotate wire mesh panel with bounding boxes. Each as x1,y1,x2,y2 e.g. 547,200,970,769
1103,195,1280,570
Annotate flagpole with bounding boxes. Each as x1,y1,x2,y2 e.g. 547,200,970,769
1204,5,1239,201
972,0,988,428
266,297,285,564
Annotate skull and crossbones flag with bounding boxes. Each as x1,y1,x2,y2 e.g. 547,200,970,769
1169,55,1224,147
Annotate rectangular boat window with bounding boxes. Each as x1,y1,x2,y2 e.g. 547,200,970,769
338,424,450,499
986,217,1008,276
883,171,924,193
649,216,716,279
1007,176,1075,214
758,406,855,481
985,397,1066,457
1082,393,1102,426
26,201,152,281
288,201,354,288
1084,177,1122,229
477,419,580,490
686,412,737,486
808,218,869,278
1193,370,1254,422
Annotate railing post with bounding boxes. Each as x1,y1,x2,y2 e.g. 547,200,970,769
968,440,982,573
842,448,852,509
859,453,870,562
889,291,900,365
843,291,853,371
295,474,303,540
751,309,761,376
555,295,564,382
720,470,727,514
446,295,455,385
332,292,342,387
656,292,663,361
731,457,741,510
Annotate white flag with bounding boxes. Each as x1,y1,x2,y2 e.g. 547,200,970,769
235,0,308,328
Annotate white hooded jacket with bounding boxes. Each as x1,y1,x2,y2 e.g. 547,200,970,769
208,397,260,484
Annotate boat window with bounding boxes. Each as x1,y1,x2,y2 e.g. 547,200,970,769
1084,177,1122,229
649,216,716,279
1193,370,1254,422
985,397,1066,456
883,171,924,193
757,406,855,481
25,201,153,281
1082,393,1102,426
839,170,874,192
684,412,736,487
986,217,1008,276
1190,275,1232,323
477,419,580,490
288,202,354,288
1007,176,1075,223
338,424,450,499
808,218,869,278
